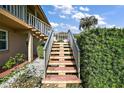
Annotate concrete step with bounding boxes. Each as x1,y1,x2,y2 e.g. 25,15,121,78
54,42,69,45
51,48,60,50
51,51,73,55
50,56,74,59
42,75,81,83
47,67,77,73
49,61,75,65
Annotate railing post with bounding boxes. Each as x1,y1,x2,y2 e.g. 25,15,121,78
43,30,54,79
68,30,80,79
78,50,80,79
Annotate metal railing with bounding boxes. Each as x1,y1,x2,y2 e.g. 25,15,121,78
54,32,68,41
0,5,51,36
43,30,54,78
68,30,80,79
27,13,51,36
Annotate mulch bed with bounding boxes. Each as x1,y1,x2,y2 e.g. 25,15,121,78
0,61,28,78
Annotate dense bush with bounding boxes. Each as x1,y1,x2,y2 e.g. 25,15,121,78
15,53,25,64
2,57,16,69
77,28,124,88
37,45,43,59
2,53,25,70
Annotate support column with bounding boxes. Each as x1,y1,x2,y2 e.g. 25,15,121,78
28,32,33,62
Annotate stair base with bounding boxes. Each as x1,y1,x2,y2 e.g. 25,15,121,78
42,75,81,84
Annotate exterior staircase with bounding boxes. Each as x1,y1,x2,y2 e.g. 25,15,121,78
42,42,81,87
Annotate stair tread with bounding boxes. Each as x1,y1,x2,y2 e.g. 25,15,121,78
49,60,75,63
50,56,74,59
49,61,75,65
42,75,80,83
51,52,72,54
54,42,69,44
47,67,76,71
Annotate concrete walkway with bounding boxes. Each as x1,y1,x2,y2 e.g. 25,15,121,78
0,58,45,88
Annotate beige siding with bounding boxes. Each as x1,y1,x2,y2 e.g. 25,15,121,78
0,25,28,66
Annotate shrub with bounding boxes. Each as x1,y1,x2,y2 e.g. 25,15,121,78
2,57,16,69
37,45,43,59
77,28,124,88
2,53,25,70
15,53,25,64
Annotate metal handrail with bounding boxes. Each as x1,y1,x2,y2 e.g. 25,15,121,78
54,32,68,41
68,30,80,79
43,30,54,78
27,13,51,36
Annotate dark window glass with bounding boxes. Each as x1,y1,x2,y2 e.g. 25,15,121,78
0,31,7,50
0,31,6,39
0,41,6,50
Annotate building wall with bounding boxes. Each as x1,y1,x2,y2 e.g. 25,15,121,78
33,38,39,57
0,25,28,66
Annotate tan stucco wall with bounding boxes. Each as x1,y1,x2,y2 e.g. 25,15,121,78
0,25,28,66
33,38,40,57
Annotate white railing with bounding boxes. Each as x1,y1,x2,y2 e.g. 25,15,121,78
68,30,80,79
43,30,54,78
54,32,68,41
27,13,51,36
0,5,51,36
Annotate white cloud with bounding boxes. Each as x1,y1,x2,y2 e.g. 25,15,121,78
72,12,91,20
59,15,66,19
105,24,117,28
50,22,59,28
52,22,79,34
66,24,78,31
48,11,56,15
79,7,90,12
98,21,107,25
53,5,74,15
72,12,107,27
94,14,104,21
93,14,106,25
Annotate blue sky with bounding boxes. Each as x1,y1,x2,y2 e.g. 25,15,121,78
41,5,124,33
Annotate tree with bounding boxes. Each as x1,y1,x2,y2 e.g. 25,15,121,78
79,16,98,31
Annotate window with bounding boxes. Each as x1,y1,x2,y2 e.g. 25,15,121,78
0,29,8,51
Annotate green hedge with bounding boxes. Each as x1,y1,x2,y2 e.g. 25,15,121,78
37,45,43,59
77,28,124,88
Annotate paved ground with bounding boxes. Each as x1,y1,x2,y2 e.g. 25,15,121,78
0,61,28,78
0,58,45,88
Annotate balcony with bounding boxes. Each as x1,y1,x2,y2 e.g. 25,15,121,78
0,5,51,37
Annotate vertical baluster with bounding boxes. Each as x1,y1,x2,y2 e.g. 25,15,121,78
16,5,18,17
13,5,15,16
43,24,44,34
10,5,12,13
28,13,30,25
25,6,27,23
33,15,34,27
44,24,45,35
40,22,42,33
39,22,41,32
35,17,36,29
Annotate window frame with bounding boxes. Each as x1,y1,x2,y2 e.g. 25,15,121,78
0,29,8,51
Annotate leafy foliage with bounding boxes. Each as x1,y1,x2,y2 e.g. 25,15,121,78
79,16,98,31
37,45,43,59
2,53,25,70
2,57,16,69
15,53,25,64
77,28,124,88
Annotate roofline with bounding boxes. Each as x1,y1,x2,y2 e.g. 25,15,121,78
37,5,51,26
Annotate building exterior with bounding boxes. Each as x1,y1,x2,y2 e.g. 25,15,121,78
0,5,51,66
